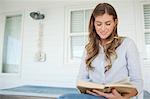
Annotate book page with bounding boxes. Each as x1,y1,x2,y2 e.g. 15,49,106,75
104,78,136,94
77,81,105,89
105,78,136,88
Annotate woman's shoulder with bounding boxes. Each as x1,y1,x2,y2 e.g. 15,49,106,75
120,37,134,43
124,37,135,43
121,37,137,48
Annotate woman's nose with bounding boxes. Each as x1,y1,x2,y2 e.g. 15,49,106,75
101,25,106,31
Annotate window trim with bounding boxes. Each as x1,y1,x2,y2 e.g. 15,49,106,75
0,10,24,75
141,2,150,45
64,4,95,66
141,1,150,59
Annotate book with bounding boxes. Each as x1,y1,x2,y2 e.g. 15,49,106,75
77,78,136,94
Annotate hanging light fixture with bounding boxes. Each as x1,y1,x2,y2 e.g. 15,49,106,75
30,11,45,20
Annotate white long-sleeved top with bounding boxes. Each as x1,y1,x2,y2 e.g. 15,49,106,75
78,37,143,97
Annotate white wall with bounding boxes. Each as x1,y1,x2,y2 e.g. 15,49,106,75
0,0,148,91
0,1,83,88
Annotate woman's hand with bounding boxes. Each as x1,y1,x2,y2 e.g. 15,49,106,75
86,89,129,99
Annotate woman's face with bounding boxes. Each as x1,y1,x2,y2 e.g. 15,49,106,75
94,13,117,40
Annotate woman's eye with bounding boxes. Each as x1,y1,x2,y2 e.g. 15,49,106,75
106,23,111,25
97,24,101,26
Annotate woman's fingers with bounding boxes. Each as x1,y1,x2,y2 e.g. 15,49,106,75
87,89,124,99
111,89,120,95
92,89,110,98
86,90,98,96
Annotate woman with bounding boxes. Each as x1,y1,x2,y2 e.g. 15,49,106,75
58,3,143,99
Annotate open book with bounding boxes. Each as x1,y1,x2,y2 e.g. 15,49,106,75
77,79,136,94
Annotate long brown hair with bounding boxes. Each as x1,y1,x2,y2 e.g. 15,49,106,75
85,3,124,72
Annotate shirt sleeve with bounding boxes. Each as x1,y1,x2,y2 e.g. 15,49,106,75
77,50,91,82
126,38,143,95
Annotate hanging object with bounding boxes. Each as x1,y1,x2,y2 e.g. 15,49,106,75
30,11,46,62
30,11,45,20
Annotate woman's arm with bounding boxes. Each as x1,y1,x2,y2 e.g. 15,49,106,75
77,50,90,81
125,38,143,96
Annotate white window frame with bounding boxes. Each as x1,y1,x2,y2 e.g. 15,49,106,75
140,1,150,93
0,11,24,75
141,1,150,59
64,5,95,65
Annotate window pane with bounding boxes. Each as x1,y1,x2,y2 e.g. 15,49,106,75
145,32,150,45
85,9,93,32
144,4,150,29
144,4,150,45
71,10,84,33
2,15,22,73
71,36,85,59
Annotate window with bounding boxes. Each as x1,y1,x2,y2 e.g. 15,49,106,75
143,4,150,58
0,14,23,73
65,8,93,63
143,4,150,45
